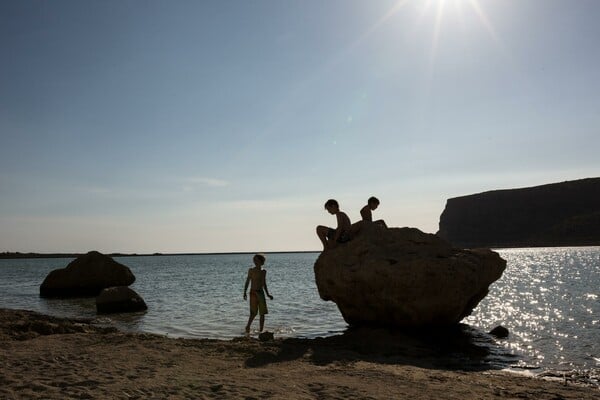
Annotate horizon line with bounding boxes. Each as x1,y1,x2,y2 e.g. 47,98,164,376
0,250,322,260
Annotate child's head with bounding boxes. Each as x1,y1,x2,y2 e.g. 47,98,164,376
324,199,339,214
368,196,380,210
253,253,266,267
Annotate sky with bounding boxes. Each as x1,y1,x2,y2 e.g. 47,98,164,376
1,0,599,253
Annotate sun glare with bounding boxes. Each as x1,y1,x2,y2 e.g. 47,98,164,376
358,0,510,123
381,0,505,79
379,0,501,43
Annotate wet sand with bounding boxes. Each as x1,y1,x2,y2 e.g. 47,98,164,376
0,308,597,399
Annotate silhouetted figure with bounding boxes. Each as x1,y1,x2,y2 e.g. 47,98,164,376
316,199,352,250
360,196,387,228
243,254,273,334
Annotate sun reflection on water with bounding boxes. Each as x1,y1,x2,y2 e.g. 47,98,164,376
465,247,600,373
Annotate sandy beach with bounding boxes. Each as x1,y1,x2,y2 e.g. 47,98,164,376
0,308,597,399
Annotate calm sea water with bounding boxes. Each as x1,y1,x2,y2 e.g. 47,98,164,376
0,248,598,375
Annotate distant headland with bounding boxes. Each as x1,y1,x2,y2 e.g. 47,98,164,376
438,177,600,248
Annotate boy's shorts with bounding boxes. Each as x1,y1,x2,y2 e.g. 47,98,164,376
326,228,351,243
250,289,268,315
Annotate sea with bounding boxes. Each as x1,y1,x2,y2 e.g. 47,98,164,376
0,247,598,382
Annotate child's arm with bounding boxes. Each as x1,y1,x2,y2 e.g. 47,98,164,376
243,270,250,300
263,271,273,300
330,213,344,245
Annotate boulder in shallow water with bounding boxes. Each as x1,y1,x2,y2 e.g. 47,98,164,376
96,286,147,314
40,251,135,298
314,223,506,327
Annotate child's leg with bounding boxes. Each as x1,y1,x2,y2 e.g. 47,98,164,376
246,311,257,333
259,314,265,332
316,225,329,248
246,291,259,333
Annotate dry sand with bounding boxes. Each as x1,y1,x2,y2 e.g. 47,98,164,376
0,308,597,399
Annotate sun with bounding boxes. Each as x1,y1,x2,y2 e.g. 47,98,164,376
353,0,509,119
373,0,503,76
411,0,500,43
418,0,504,73
365,0,500,52
305,0,507,110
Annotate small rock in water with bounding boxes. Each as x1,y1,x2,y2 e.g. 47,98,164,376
258,331,274,341
96,286,147,314
489,325,509,338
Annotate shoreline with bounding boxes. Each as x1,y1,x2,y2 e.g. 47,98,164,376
1,308,597,399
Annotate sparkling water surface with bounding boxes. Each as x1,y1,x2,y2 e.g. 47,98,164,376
465,247,599,373
0,248,598,374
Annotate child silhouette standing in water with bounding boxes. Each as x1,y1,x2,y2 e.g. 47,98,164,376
243,254,273,334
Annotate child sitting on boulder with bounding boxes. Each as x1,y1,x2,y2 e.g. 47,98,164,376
360,196,387,228
316,199,352,250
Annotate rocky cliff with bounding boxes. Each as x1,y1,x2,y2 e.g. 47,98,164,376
437,177,600,248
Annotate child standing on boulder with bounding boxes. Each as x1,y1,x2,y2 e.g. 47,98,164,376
243,254,273,334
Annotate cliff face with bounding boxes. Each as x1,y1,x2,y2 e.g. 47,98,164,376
437,178,600,248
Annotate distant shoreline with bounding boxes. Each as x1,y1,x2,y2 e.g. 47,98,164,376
4,243,600,260
0,250,321,260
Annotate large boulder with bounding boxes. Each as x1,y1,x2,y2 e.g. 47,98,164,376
40,251,135,298
96,286,147,314
314,223,506,327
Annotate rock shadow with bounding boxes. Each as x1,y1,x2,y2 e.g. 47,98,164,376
244,323,518,371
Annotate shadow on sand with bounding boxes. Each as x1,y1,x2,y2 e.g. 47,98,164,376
242,323,518,371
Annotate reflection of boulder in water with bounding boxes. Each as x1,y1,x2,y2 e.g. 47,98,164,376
314,224,506,327
40,251,136,298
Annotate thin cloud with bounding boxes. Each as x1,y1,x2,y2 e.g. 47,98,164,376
183,177,230,187
83,186,113,195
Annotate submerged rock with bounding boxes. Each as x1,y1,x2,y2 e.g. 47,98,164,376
96,286,147,314
40,251,135,298
489,325,509,338
314,223,506,327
